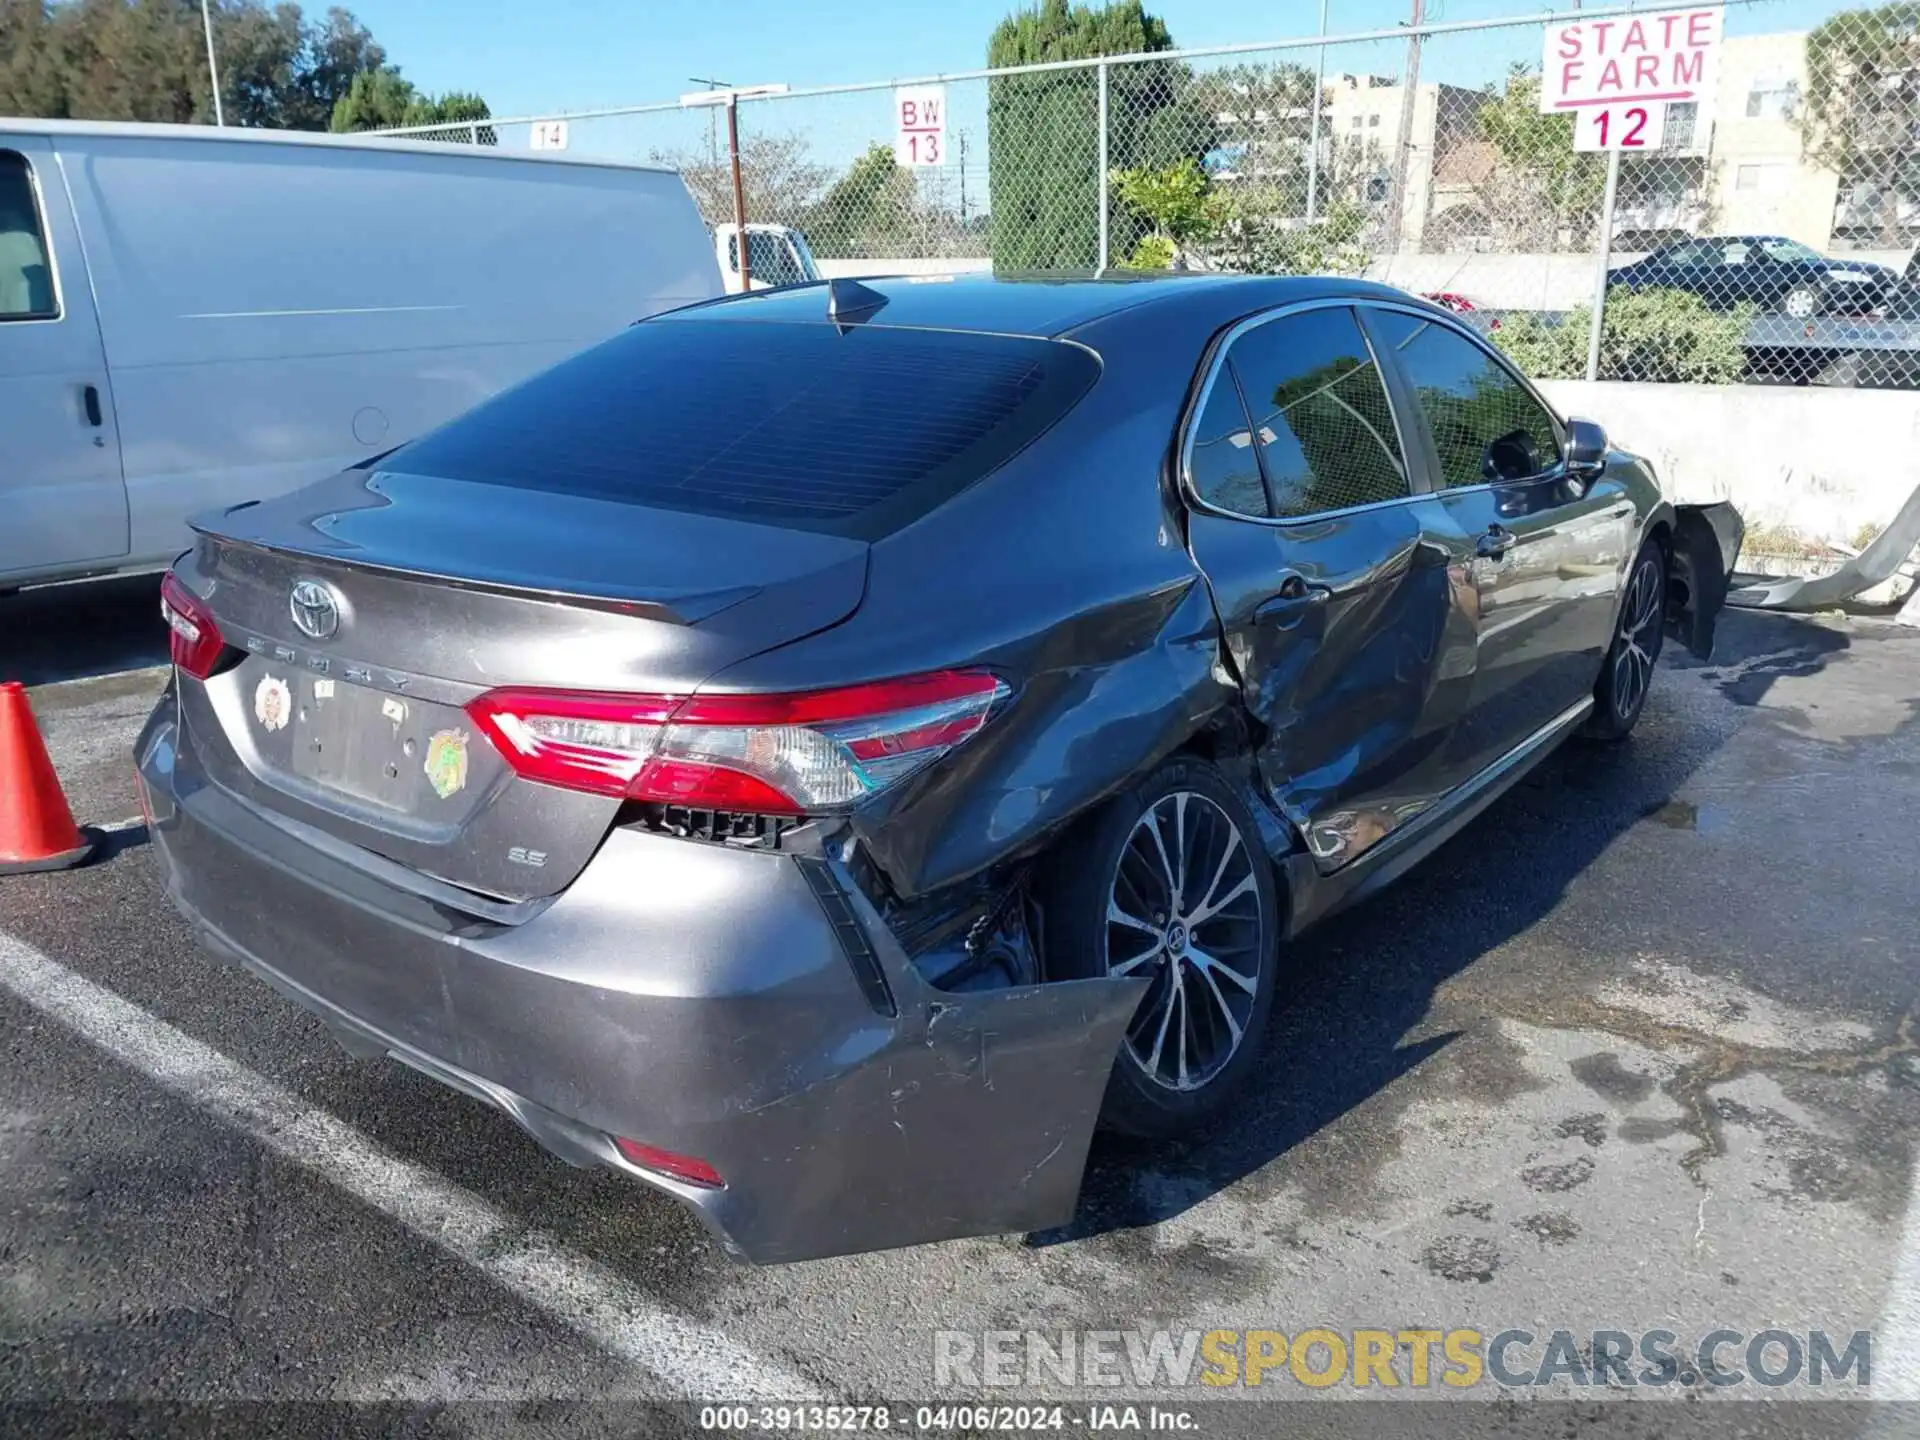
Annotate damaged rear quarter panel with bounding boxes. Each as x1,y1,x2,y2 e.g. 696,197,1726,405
711,320,1248,901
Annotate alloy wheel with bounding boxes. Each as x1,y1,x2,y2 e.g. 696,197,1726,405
1104,791,1263,1093
1784,287,1818,319
1612,556,1663,721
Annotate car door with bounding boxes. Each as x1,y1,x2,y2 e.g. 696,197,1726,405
1181,303,1478,871
0,137,127,581
1362,304,1633,781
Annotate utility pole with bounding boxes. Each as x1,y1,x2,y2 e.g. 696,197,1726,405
1382,0,1424,255
690,76,730,165
1306,0,1328,222
200,0,224,126
957,129,969,228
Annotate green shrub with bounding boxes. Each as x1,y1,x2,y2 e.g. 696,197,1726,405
1494,287,1751,384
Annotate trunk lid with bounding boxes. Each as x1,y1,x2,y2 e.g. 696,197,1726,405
178,466,868,901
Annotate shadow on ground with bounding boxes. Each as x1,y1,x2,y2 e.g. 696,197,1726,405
1,576,166,688
1037,609,1862,1245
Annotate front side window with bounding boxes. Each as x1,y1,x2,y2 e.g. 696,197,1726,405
1224,307,1410,519
1369,310,1562,489
0,151,57,321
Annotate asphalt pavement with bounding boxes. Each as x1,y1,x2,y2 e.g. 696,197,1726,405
1,574,1918,1437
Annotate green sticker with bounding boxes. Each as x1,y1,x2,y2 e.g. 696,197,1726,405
424,728,469,799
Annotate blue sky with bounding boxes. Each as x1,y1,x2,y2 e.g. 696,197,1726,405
349,0,1838,121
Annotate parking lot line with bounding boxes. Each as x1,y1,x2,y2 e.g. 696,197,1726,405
0,928,819,1402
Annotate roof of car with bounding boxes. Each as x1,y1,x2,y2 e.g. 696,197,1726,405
670,271,1425,339
0,116,676,174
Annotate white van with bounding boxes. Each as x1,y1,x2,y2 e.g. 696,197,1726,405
0,120,721,590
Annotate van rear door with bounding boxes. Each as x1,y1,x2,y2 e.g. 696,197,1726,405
0,135,127,581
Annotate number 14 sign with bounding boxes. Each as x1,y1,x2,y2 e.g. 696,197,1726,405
1575,102,1667,151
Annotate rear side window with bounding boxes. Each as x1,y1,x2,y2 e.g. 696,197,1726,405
0,151,58,321
1225,307,1409,519
1187,375,1267,518
1369,311,1562,488
392,319,1100,540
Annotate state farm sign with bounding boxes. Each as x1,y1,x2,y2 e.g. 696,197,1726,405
1540,7,1724,113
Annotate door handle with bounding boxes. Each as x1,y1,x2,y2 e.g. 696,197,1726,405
1254,571,1332,626
1476,524,1515,561
81,383,103,427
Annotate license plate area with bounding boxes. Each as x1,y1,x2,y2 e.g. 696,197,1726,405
241,666,481,819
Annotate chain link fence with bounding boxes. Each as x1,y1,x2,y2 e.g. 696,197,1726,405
378,0,1920,390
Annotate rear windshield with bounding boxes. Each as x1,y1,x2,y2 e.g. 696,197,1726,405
389,316,1100,540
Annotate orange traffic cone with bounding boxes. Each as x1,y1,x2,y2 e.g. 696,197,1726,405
0,681,97,875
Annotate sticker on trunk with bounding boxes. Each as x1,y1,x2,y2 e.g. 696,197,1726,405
424,728,470,799
253,674,292,732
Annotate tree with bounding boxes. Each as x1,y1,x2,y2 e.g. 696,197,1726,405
1110,157,1213,266
985,0,1204,269
0,0,454,134
649,133,832,232
1801,2,1920,245
328,69,494,140
1473,65,1607,251
804,142,922,258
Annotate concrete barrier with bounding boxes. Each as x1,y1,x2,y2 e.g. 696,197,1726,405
1537,379,1920,543
1367,249,1911,311
815,257,993,280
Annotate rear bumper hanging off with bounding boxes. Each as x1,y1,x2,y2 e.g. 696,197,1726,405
136,690,1145,1264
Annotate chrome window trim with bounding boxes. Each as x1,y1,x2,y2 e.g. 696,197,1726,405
1178,297,1423,529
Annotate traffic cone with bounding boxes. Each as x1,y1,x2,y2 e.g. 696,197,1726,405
0,681,97,875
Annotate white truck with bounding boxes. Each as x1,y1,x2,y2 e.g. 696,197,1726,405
1,119,721,591
712,221,821,292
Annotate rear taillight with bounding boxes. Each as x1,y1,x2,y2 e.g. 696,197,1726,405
159,572,225,680
467,669,1008,815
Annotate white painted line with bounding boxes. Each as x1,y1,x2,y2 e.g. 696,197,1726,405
0,930,818,1402
1869,1127,1920,1404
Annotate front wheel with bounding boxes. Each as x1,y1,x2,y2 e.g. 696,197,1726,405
1781,283,1823,320
1039,756,1280,1139
1585,537,1667,741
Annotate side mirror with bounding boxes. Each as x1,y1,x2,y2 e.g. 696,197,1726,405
1565,418,1608,485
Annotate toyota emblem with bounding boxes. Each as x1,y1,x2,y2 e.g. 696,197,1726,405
289,580,342,641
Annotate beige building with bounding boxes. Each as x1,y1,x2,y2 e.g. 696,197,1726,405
1322,74,1490,251
1703,32,1841,248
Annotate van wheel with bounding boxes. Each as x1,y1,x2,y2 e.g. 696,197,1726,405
1039,756,1279,1139
1585,537,1667,741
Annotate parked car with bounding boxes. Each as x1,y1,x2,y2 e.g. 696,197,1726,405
137,275,1742,1264
1609,234,1898,318
0,119,719,592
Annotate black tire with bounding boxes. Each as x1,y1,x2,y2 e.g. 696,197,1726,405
1780,283,1824,320
1038,754,1280,1139
1585,536,1667,741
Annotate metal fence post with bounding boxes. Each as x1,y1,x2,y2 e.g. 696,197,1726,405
469,121,481,145
1584,147,1622,383
1306,0,1327,222
1096,60,1110,271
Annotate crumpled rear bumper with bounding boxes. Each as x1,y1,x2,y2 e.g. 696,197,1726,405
136,685,1145,1264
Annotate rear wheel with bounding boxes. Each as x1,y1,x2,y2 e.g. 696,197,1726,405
1040,756,1279,1138
1585,537,1667,741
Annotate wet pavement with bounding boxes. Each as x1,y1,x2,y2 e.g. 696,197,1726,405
1,575,1917,1434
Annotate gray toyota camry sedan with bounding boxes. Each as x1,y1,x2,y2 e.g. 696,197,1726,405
137,274,1742,1263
